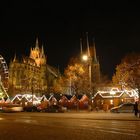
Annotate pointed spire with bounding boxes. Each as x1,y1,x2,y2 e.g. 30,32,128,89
41,45,47,64
35,37,39,49
13,53,17,62
93,38,97,63
41,45,44,55
80,38,83,56
86,32,90,57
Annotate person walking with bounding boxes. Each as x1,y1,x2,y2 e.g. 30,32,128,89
134,101,138,117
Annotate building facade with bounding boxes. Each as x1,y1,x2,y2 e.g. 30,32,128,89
8,38,60,97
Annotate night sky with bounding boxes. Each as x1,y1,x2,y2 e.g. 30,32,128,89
0,1,140,79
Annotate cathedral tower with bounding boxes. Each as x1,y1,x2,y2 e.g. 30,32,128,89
91,40,100,83
30,38,46,67
81,34,101,84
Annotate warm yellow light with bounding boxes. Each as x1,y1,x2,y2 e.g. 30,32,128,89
82,55,88,61
110,91,115,95
110,100,113,104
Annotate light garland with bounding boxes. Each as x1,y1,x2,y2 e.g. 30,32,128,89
94,87,139,99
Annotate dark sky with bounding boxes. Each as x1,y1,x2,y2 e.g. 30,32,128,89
0,1,140,79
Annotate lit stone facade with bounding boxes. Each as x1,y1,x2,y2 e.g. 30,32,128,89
8,38,59,97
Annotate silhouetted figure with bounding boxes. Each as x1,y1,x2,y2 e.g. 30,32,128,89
134,101,138,117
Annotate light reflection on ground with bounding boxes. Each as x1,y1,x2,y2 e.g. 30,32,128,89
14,119,38,124
0,117,4,120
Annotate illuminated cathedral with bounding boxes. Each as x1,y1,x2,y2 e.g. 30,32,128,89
29,38,46,67
80,35,101,84
8,38,60,97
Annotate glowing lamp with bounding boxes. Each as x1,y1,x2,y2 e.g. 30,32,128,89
82,55,88,61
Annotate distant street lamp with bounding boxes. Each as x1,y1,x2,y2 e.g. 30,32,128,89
82,55,88,61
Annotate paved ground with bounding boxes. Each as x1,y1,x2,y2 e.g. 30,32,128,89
42,110,140,121
0,111,140,140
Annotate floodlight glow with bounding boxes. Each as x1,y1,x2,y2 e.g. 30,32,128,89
82,55,88,61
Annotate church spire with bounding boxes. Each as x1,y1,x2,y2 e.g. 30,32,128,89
35,37,39,49
41,45,45,55
13,53,17,62
93,38,97,63
86,32,90,57
41,45,46,65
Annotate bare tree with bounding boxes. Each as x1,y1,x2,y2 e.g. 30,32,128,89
113,53,140,95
